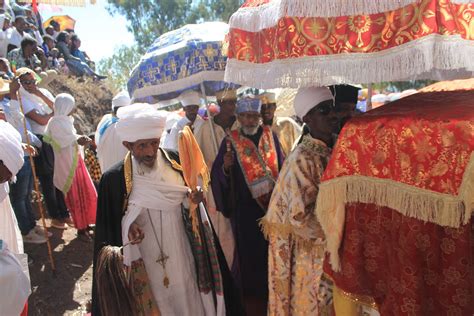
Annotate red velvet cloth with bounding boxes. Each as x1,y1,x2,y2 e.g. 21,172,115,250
324,203,474,315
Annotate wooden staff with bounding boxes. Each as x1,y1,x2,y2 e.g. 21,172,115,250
17,88,56,274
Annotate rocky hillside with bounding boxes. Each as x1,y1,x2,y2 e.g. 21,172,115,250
46,75,115,135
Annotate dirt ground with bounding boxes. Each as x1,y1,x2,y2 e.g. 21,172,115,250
24,219,93,316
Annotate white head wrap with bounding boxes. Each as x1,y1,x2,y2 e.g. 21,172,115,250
45,93,77,149
294,87,333,119
0,121,23,202
179,90,201,107
112,90,131,111
115,103,167,142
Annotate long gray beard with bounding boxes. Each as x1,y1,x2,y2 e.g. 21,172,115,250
241,126,259,136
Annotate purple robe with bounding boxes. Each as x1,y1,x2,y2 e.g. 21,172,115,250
211,127,284,300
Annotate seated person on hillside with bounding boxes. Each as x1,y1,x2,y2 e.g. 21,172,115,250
49,20,60,39
56,31,105,79
0,14,11,58
70,34,94,68
7,37,44,72
44,25,54,38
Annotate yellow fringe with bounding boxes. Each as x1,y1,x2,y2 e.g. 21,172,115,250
260,219,325,256
316,152,474,272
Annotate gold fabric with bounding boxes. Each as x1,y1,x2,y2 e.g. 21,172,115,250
270,117,302,158
262,134,331,316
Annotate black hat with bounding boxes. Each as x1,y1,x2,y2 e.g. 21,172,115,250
329,85,360,104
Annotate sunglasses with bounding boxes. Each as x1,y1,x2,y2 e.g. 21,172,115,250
21,79,36,85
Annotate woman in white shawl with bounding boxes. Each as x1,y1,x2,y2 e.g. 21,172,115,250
44,93,97,241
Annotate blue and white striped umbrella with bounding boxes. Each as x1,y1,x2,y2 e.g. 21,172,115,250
128,21,238,101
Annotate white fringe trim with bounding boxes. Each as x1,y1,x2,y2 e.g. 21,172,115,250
316,153,474,272
23,0,87,6
280,0,421,19
131,70,226,99
229,1,281,33
224,34,474,89
249,177,275,199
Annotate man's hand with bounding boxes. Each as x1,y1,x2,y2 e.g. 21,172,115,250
189,187,204,204
77,135,91,146
128,222,144,245
223,151,234,171
22,144,38,157
9,78,21,96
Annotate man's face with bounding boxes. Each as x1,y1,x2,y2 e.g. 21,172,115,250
2,18,9,31
238,111,261,135
0,160,12,183
19,73,37,93
123,138,160,168
15,18,26,32
303,100,340,136
0,60,9,73
45,27,54,36
260,102,276,124
218,100,236,117
46,38,54,50
24,43,38,56
183,105,199,123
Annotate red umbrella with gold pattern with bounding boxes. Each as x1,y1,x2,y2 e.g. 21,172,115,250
224,0,474,88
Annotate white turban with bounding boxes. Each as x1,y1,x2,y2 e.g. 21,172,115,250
115,103,167,143
179,90,201,107
112,90,131,111
0,121,23,202
294,87,333,119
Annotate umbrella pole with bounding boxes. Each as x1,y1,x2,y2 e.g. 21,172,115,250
367,83,373,111
17,91,56,275
200,83,221,235
200,83,219,153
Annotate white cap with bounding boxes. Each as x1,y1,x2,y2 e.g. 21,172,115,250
112,91,131,110
294,87,333,119
179,90,201,107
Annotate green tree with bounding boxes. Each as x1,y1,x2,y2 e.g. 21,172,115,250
106,0,242,49
97,45,143,92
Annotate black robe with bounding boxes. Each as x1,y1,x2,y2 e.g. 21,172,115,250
92,149,243,316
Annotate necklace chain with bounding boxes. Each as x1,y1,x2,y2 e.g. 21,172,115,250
146,209,170,288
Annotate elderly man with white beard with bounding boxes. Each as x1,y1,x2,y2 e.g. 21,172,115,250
92,104,242,316
211,97,284,315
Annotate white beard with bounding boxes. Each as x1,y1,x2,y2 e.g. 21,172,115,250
241,126,259,136
135,159,157,175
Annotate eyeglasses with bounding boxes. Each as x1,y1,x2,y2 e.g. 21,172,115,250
20,79,36,85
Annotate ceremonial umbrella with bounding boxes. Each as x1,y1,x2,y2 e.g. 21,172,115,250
128,21,238,101
225,0,474,89
43,15,75,31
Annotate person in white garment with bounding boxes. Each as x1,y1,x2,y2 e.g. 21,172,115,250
92,104,241,316
162,90,204,152
95,90,131,172
0,120,25,254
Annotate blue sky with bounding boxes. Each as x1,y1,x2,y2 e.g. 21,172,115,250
39,0,135,62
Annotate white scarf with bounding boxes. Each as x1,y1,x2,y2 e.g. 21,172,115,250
121,157,189,266
44,94,78,193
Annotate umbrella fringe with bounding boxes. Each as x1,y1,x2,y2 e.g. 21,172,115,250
225,34,474,89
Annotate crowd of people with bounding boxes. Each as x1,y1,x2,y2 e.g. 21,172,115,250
0,0,105,83
0,60,360,315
